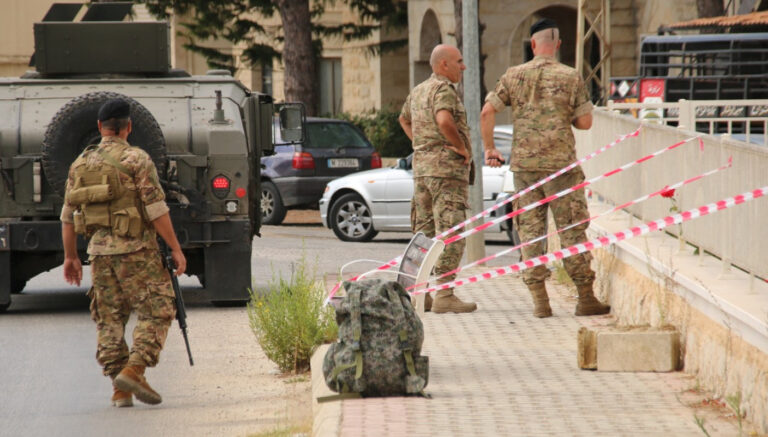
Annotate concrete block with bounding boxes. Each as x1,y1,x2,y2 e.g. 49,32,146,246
577,327,598,370
597,328,680,372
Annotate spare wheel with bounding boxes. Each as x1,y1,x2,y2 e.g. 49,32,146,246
42,91,166,197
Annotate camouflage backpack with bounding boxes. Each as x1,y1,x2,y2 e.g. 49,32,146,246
323,279,429,396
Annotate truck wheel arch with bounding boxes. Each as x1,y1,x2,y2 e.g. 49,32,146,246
42,91,167,197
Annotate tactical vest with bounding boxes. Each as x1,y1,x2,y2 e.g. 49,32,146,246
68,144,146,238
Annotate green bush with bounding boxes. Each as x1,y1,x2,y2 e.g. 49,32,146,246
337,108,412,158
247,256,337,373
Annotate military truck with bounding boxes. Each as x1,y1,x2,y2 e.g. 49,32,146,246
0,5,303,310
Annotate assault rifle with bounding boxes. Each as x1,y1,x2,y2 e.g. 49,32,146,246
160,241,194,366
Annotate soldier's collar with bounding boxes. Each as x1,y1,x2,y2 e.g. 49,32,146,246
533,54,556,62
431,73,456,86
100,136,130,147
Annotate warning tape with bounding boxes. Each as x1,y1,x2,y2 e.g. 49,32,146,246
408,157,733,290
442,135,702,245
325,129,642,301
412,185,766,296
436,127,642,240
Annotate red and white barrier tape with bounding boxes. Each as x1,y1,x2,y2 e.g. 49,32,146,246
408,157,733,290
325,129,642,301
442,135,701,245
436,127,642,240
412,185,766,296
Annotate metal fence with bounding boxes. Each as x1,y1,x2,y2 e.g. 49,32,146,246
574,108,768,282
606,99,768,147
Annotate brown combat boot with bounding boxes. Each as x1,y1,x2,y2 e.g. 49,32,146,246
114,365,162,405
527,282,552,318
424,293,432,312
111,386,133,408
432,290,477,314
574,283,611,316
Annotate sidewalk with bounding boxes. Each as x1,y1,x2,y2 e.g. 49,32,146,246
312,270,744,436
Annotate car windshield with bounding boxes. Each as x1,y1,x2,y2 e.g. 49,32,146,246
305,122,370,149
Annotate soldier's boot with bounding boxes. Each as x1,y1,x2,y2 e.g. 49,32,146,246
114,365,162,405
424,293,433,312
527,282,552,318
574,283,611,316
111,386,133,408
432,289,477,314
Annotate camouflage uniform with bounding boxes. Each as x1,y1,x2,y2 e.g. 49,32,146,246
485,55,595,286
60,136,175,378
400,73,471,286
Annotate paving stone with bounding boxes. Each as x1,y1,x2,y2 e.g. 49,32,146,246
313,273,727,436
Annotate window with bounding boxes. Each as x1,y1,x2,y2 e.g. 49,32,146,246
318,58,342,115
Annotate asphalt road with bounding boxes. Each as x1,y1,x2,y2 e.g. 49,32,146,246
0,210,519,437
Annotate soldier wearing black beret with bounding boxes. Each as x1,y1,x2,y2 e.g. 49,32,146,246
60,97,186,408
480,17,611,319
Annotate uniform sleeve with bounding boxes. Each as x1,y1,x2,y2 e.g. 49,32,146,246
400,94,411,121
59,167,75,223
485,71,512,112
572,75,593,119
432,84,458,116
133,152,169,222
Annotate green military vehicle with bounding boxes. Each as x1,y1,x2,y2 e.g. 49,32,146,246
0,5,303,310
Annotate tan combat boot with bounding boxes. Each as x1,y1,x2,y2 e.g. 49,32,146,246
111,386,133,408
432,289,477,314
574,283,611,316
527,282,552,318
424,293,433,312
114,365,162,405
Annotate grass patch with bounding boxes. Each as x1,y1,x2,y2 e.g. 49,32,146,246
248,254,337,374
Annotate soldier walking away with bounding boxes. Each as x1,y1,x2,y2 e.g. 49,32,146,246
60,99,187,407
398,44,477,314
480,18,610,318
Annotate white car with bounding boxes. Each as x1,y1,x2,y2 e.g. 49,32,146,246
319,126,520,242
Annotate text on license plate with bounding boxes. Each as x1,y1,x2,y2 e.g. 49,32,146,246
328,158,358,168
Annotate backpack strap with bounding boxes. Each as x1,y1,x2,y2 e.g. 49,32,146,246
96,146,132,177
384,285,420,386
329,287,364,391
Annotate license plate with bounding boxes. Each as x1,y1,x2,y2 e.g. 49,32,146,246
328,158,358,168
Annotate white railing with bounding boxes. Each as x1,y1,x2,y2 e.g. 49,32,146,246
575,108,768,283
606,99,768,147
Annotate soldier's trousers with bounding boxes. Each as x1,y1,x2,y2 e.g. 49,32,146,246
513,168,596,287
410,176,468,287
88,248,176,378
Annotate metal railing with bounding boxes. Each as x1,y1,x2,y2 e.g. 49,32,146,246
606,99,768,147
575,108,768,284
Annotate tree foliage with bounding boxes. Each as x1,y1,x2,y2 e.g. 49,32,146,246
136,0,407,115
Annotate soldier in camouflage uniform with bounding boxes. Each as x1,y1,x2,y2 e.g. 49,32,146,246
61,99,186,407
479,18,610,318
398,44,477,314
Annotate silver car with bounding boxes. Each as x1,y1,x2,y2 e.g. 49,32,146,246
319,126,520,243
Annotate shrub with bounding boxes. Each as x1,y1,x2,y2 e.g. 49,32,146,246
337,108,412,157
247,255,337,373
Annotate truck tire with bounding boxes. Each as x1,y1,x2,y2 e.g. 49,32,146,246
42,91,167,197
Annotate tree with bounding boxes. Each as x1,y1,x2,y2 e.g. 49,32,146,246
137,0,407,116
696,0,724,18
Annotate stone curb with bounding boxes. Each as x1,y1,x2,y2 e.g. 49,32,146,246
310,344,340,437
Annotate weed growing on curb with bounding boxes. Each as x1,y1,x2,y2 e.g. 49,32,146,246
725,392,744,436
248,254,338,373
694,415,712,437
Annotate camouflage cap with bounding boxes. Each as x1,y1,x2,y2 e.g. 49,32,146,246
97,99,131,121
530,18,558,36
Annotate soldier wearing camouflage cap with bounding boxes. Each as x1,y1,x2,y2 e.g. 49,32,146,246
479,18,610,318
60,98,187,407
398,44,477,314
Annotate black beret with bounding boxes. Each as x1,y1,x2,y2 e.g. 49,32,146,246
97,99,131,121
530,18,558,36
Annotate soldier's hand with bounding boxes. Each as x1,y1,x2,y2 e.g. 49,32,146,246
171,249,187,276
484,148,505,167
63,257,82,286
448,145,471,165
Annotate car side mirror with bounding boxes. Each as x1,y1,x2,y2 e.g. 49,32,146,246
398,158,408,169
276,103,305,143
